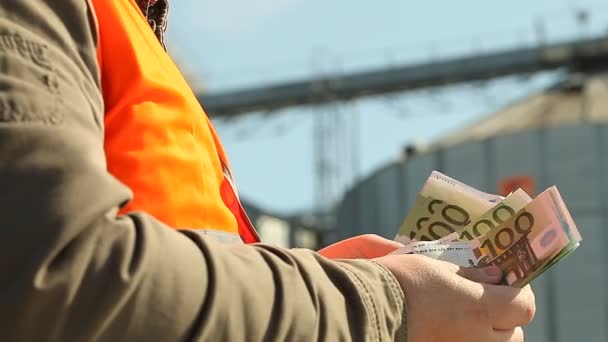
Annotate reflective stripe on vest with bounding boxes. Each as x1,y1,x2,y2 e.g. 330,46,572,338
91,0,260,243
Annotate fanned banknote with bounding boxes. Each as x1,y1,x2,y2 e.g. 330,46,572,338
391,240,479,267
394,172,582,288
396,171,503,243
445,189,532,242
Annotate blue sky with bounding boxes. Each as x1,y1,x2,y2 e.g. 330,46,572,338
166,0,608,214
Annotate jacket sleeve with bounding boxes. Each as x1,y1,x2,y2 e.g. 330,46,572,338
0,1,406,341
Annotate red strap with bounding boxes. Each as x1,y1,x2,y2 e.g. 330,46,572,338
220,178,260,244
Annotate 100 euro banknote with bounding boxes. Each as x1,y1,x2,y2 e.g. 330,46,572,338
396,171,503,243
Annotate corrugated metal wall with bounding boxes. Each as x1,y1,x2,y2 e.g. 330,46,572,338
333,123,608,341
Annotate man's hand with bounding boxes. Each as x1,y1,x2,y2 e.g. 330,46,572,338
376,254,535,342
318,234,404,259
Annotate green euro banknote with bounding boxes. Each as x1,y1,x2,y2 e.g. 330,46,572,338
443,189,532,242
396,171,503,243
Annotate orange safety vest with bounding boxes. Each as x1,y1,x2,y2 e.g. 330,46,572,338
91,0,260,244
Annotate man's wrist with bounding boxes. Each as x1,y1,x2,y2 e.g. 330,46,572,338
337,259,408,341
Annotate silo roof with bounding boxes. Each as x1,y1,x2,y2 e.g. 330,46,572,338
429,72,608,150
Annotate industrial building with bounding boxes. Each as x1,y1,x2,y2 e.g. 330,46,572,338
332,71,608,342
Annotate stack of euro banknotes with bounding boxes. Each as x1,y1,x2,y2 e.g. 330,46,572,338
394,171,582,288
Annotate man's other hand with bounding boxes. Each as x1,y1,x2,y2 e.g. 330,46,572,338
375,254,535,342
318,234,404,259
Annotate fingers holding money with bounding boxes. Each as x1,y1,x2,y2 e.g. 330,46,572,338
375,254,536,342
423,255,504,284
492,327,524,342
448,260,535,330
482,284,536,330
452,265,535,330
456,264,503,284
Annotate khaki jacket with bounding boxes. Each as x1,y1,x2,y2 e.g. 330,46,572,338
0,1,406,341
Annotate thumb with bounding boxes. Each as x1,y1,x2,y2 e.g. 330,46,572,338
457,265,503,285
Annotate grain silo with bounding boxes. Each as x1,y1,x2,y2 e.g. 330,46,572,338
333,71,608,342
